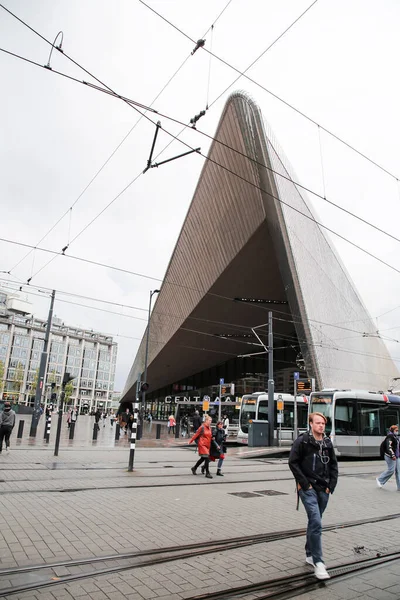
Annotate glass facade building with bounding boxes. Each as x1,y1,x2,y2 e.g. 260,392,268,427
0,290,117,410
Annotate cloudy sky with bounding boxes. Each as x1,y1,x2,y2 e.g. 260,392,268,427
1,0,400,391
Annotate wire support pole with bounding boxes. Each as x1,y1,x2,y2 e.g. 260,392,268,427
267,311,274,447
128,401,139,472
30,289,55,437
54,390,64,456
143,121,161,173
142,290,160,412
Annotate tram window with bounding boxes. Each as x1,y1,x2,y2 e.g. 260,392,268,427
298,405,308,429
360,404,383,436
383,408,400,433
258,401,269,420
335,399,358,435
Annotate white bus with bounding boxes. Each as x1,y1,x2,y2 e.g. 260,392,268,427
237,392,309,444
309,390,400,457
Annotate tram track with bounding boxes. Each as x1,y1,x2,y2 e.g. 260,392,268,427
0,469,383,494
0,512,399,597
181,552,400,600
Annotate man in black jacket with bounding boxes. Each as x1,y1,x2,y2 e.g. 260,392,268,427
288,412,338,581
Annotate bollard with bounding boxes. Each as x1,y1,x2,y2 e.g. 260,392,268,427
46,415,51,443
156,423,161,439
137,423,141,441
17,420,24,439
175,423,180,439
115,423,120,441
92,422,99,441
43,417,48,439
69,421,75,440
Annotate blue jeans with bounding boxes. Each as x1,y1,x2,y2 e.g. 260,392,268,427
299,488,329,564
378,455,400,490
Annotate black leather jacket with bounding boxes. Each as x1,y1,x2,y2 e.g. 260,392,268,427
289,432,339,493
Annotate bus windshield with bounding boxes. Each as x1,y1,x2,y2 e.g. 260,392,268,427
240,398,257,433
309,394,333,434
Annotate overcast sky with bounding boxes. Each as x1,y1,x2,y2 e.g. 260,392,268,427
1,0,400,391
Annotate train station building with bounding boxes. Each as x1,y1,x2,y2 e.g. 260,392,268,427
122,92,398,419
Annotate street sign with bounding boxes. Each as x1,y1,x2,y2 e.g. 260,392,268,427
203,395,210,401
294,372,300,380
202,400,209,411
277,399,284,411
277,413,283,423
219,378,224,385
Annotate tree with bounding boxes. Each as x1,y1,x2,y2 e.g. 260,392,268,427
65,381,74,405
0,360,4,396
14,362,25,401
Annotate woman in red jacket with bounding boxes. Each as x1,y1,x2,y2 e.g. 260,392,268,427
189,415,213,479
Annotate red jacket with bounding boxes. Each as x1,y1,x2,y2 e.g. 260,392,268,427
190,423,212,455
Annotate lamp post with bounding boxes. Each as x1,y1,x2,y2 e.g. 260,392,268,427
141,289,160,412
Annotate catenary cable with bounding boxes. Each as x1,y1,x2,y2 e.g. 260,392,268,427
137,0,400,183
6,1,233,276
2,45,400,258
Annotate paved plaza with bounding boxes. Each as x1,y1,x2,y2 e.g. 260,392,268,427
0,414,399,599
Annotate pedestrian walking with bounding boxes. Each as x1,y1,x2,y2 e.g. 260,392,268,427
180,414,188,437
110,410,115,426
67,408,72,429
189,415,213,478
0,402,16,453
168,413,176,435
121,409,129,433
102,411,107,427
288,412,338,580
209,420,227,476
376,425,400,490
192,410,202,451
222,414,229,436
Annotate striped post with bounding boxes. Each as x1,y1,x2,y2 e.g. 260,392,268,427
46,415,51,443
128,401,139,472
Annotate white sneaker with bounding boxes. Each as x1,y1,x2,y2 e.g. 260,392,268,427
376,478,383,488
305,556,314,566
5,447,9,453
314,562,330,580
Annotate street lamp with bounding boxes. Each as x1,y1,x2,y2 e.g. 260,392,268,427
141,289,160,411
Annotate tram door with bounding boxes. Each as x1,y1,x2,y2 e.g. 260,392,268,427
334,398,360,457
359,402,384,457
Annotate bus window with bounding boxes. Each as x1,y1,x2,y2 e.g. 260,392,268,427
240,399,257,434
309,394,333,434
335,398,358,435
360,404,383,436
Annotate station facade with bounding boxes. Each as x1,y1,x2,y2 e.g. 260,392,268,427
122,92,398,419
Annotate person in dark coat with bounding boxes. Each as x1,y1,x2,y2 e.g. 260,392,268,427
288,411,338,581
0,402,16,453
209,421,227,476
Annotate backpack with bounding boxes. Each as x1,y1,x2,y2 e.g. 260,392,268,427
379,438,387,459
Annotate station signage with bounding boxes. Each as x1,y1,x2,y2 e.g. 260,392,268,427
163,396,242,404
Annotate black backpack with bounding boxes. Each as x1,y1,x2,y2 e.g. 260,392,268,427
379,438,387,459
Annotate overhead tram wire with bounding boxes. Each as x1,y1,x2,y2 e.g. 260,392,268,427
1,9,400,254
6,1,233,277
0,2,234,283
137,0,400,184
2,277,399,368
207,0,320,110
3,50,399,288
3,18,400,338
2,46,400,256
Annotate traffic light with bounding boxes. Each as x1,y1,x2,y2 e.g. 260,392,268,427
140,382,149,393
62,372,75,388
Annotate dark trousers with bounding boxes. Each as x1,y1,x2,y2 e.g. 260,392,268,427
0,425,12,450
194,456,210,474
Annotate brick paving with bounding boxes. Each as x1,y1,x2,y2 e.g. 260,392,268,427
0,418,399,599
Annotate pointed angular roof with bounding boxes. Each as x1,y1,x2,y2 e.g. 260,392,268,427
122,92,397,401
